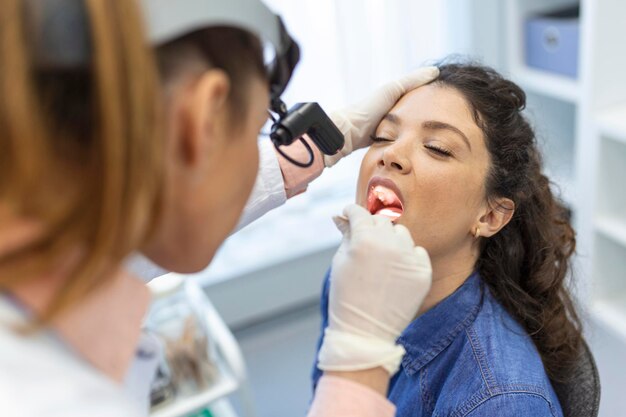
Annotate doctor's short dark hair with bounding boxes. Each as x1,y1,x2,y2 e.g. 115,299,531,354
156,26,267,124
433,61,582,384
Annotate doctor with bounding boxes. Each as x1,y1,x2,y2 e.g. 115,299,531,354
0,0,435,416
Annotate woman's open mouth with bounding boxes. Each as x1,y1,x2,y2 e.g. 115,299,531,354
366,177,405,222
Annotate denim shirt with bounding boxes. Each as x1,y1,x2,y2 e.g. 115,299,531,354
311,271,564,417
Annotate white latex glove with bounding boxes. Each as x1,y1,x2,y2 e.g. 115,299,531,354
324,66,440,167
317,204,432,375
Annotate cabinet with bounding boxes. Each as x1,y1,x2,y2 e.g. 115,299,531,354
468,1,626,415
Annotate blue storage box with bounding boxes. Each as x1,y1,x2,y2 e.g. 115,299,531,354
525,5,580,79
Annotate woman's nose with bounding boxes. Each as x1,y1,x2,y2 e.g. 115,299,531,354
378,141,412,174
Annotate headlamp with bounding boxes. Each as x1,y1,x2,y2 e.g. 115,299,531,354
143,0,344,167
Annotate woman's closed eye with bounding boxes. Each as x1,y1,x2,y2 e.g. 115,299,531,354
372,135,454,157
371,135,394,143
424,143,454,157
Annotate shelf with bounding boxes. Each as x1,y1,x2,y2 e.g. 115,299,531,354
596,104,626,145
591,297,626,345
595,217,626,249
511,66,580,104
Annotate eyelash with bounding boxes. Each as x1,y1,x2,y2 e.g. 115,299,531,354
371,135,454,157
371,135,393,143
424,144,453,157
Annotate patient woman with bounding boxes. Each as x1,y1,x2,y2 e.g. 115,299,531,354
311,62,582,417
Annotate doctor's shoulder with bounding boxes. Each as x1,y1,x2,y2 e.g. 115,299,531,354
0,309,142,417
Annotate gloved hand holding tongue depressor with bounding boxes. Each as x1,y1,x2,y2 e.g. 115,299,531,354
318,204,432,375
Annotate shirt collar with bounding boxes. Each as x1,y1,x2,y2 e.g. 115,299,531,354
397,272,483,376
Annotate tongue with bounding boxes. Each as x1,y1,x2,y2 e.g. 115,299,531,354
372,185,402,208
375,207,402,221
368,185,404,221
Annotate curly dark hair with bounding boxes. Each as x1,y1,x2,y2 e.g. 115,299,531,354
434,62,582,383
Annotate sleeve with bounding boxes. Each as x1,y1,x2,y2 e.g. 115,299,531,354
306,375,396,417
310,269,331,393
234,139,288,231
235,136,325,231
463,392,559,417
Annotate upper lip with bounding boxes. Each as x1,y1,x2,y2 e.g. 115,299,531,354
367,176,405,208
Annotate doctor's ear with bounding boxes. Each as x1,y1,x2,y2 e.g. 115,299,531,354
475,197,515,239
178,69,231,165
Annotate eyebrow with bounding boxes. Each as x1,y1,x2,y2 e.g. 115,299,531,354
422,120,472,151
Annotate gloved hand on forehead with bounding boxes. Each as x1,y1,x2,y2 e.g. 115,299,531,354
324,66,440,167
317,204,432,375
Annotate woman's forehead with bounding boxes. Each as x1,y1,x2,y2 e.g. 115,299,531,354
387,84,481,138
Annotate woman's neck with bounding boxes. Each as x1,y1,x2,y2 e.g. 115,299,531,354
417,244,479,315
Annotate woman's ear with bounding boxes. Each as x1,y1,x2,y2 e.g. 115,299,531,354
177,69,231,167
475,197,515,238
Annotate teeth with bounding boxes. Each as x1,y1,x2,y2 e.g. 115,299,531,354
372,185,401,207
377,208,402,220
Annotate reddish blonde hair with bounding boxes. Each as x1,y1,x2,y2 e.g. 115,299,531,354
0,0,164,322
